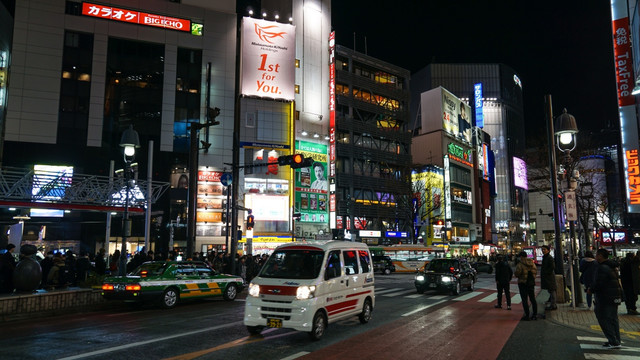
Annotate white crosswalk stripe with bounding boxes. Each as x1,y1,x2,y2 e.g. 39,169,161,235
382,289,419,297
478,293,496,302
375,287,404,295
578,335,640,359
452,291,484,301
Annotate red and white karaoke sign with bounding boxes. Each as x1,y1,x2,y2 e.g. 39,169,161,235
82,2,191,32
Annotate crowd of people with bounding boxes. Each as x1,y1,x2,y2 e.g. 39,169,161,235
492,247,639,350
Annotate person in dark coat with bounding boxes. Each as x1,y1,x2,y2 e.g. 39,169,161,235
494,254,513,309
620,252,639,315
0,244,17,293
39,251,55,289
75,251,93,286
580,251,598,310
540,245,557,310
588,248,622,349
94,248,106,276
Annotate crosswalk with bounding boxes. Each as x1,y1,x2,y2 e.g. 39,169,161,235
578,336,640,359
375,285,524,304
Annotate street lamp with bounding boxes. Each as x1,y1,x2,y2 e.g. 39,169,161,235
119,125,140,276
554,108,582,308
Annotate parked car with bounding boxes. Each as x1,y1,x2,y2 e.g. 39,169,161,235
471,261,494,274
101,261,244,309
414,258,477,295
372,255,396,275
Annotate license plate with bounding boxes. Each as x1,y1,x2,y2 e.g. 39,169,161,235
115,284,126,291
429,283,437,288
267,318,282,328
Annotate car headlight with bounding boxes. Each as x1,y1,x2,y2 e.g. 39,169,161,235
296,285,316,300
441,276,452,283
415,275,425,282
248,283,260,297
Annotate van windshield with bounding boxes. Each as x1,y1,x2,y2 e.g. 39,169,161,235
259,249,324,279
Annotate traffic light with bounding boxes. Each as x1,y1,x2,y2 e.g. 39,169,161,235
277,154,313,169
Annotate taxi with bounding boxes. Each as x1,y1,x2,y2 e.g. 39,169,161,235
101,261,244,309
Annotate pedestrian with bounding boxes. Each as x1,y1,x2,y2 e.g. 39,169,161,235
0,244,17,293
213,252,226,273
514,251,538,321
494,254,513,310
65,250,77,286
540,245,557,311
109,250,120,274
579,250,598,310
620,252,639,315
39,251,54,289
236,255,248,285
47,252,67,289
95,248,106,276
75,251,93,286
588,248,623,349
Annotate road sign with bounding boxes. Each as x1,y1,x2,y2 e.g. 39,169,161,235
220,172,232,187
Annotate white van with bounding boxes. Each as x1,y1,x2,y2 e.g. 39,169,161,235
243,240,375,340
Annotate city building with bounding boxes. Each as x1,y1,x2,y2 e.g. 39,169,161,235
0,0,331,257
332,45,412,244
411,63,528,251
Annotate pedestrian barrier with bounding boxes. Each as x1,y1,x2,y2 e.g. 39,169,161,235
0,288,108,322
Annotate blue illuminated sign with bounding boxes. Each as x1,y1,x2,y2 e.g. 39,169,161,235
385,231,408,238
474,83,484,128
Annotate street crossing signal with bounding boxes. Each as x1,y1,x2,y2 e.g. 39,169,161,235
277,154,313,169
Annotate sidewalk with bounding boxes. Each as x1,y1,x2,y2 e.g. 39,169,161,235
541,287,640,343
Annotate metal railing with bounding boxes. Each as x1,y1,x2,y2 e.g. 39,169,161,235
0,167,169,210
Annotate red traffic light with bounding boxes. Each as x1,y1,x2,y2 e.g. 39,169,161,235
292,154,304,165
436,220,444,226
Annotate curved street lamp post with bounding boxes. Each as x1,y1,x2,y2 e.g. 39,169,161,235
119,125,140,276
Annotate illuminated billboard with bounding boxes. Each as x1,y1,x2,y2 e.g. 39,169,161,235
241,17,296,100
81,2,201,35
32,165,74,201
513,157,528,190
474,83,484,128
419,87,472,144
295,141,328,223
245,194,289,221
610,0,640,213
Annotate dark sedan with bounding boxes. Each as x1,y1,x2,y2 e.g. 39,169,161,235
415,258,477,295
471,261,494,274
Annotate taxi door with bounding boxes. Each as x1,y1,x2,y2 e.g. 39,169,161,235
323,250,351,322
342,249,365,317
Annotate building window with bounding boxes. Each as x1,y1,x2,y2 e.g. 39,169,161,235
58,31,93,145
174,48,202,153
103,38,164,148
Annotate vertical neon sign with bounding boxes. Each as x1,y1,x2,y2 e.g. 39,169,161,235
328,31,337,228
611,0,640,212
474,83,484,128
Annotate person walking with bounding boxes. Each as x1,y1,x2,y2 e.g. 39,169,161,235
494,254,513,310
580,251,598,310
514,251,538,321
540,245,557,310
620,252,639,315
0,244,17,293
588,248,623,349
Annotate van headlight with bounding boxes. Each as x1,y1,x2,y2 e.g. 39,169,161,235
441,276,453,283
248,283,260,297
296,285,316,300
415,275,425,282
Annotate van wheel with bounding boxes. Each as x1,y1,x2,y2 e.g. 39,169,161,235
359,298,373,324
223,284,238,301
451,281,461,296
247,326,263,335
160,288,179,309
383,268,391,275
308,311,327,341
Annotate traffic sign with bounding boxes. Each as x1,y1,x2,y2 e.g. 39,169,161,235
220,172,232,187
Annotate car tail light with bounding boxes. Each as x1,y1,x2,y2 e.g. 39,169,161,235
449,267,455,274
102,284,114,290
126,284,141,291
141,270,148,278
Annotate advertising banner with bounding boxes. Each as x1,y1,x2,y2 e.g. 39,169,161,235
513,157,528,190
295,141,328,223
442,89,472,143
241,17,295,100
81,2,195,33
611,0,640,213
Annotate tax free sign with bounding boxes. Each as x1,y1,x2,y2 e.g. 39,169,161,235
241,17,296,100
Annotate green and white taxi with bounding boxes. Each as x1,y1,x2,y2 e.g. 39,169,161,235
101,261,244,309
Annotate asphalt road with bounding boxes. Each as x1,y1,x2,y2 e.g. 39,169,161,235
3,272,636,360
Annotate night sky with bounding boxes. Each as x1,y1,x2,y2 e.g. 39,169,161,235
331,1,619,143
